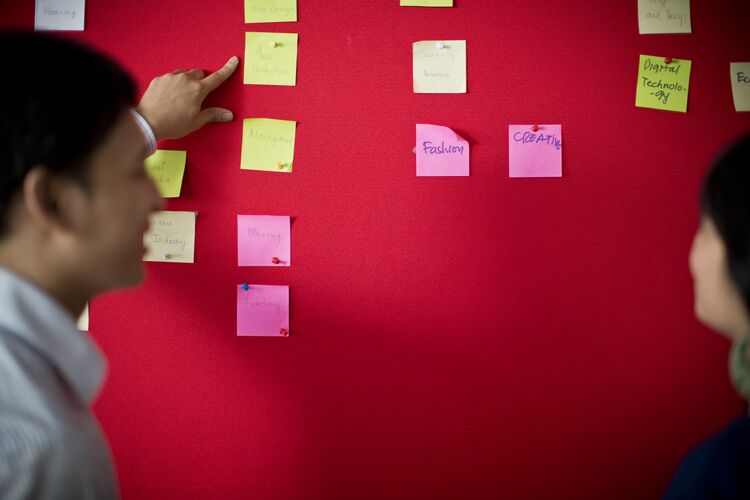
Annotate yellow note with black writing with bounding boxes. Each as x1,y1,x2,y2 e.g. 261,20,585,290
244,32,297,86
241,118,296,173
635,55,691,113
245,0,296,23
401,0,452,6
145,150,186,198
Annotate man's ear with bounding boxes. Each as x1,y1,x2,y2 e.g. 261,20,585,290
21,167,85,234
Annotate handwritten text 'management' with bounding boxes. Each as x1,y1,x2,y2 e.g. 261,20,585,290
248,128,293,147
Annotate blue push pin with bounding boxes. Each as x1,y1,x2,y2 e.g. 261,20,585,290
241,283,249,291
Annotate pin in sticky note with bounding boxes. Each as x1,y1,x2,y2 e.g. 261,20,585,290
145,150,186,198
401,0,452,6
78,303,89,331
238,215,291,267
237,284,290,337
244,32,298,86
245,0,297,23
731,63,750,112
509,125,562,178
413,40,466,94
35,0,85,31
144,211,196,263
638,0,691,34
635,55,691,113
416,124,469,176
241,118,296,172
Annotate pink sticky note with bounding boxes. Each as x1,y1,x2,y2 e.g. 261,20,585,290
237,284,290,337
508,125,563,178
238,215,290,267
416,124,469,176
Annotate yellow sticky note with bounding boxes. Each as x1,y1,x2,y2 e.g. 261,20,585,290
731,63,750,112
636,55,691,113
638,0,691,34
78,303,89,331
244,32,298,86
401,0,452,6
245,0,297,23
144,150,186,198
144,211,197,264
241,118,296,173
413,40,466,94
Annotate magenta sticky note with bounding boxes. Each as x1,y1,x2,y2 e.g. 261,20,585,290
416,124,469,176
237,284,290,337
238,215,290,267
508,125,563,178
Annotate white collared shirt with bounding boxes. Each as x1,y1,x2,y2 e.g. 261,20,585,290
0,267,118,499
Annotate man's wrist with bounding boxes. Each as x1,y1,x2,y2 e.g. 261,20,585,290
131,108,158,155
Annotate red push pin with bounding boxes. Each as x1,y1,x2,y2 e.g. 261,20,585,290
531,124,540,132
271,257,282,265
664,57,672,65
280,328,289,337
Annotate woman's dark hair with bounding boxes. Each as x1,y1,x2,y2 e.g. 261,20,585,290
701,134,750,313
0,31,136,237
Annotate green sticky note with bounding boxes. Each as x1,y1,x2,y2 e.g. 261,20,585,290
636,55,691,113
145,150,186,198
401,0,453,5
244,32,298,86
245,0,297,23
241,118,296,173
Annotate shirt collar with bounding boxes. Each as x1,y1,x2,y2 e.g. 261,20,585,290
0,266,107,405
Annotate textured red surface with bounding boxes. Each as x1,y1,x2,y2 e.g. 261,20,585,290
3,1,750,498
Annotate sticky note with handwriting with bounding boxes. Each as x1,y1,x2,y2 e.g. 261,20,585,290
143,211,196,263
238,215,291,267
638,0,691,34
416,124,469,176
509,125,562,178
237,284,290,337
731,63,750,112
241,118,296,172
35,0,85,31
245,0,297,23
145,150,186,198
401,0,452,6
413,40,466,94
636,55,691,113
244,32,298,86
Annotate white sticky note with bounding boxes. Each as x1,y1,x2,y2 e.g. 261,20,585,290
731,63,750,112
638,0,691,34
77,303,89,331
35,0,85,31
413,40,466,94
143,211,197,264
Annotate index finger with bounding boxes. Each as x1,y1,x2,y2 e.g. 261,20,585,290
201,56,240,93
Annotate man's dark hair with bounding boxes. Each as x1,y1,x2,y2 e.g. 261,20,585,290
701,134,750,313
0,31,135,236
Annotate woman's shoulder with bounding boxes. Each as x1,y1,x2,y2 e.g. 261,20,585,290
664,416,750,499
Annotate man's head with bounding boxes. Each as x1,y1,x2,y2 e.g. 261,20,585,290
0,32,163,298
689,135,750,340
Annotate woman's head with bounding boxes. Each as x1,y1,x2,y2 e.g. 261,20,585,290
689,135,750,340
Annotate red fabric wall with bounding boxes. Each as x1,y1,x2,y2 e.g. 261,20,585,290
3,1,750,498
